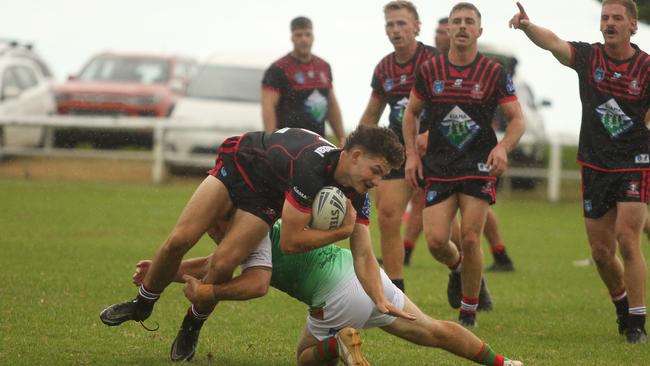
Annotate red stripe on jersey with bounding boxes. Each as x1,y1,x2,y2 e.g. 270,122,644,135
233,133,257,192
285,191,312,213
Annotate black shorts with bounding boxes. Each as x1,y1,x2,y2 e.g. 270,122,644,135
423,178,497,207
209,136,283,226
581,166,650,219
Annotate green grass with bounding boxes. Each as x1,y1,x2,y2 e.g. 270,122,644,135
1,178,649,365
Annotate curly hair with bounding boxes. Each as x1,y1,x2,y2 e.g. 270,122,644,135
344,125,404,169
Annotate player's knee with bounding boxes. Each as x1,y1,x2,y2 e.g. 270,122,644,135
161,231,196,257
426,237,448,253
590,245,615,266
378,206,402,228
209,254,239,278
460,232,480,250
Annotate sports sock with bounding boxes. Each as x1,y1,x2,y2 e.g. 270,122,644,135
186,304,210,328
473,342,507,366
461,296,479,315
490,243,506,255
610,288,628,315
449,253,463,272
137,285,160,303
312,337,339,363
392,279,405,292
628,308,647,330
403,240,415,250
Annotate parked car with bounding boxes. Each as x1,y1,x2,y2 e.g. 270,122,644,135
480,44,551,188
54,52,196,147
0,40,56,148
165,54,265,170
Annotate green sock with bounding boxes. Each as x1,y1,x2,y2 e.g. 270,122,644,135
473,342,506,366
312,337,339,363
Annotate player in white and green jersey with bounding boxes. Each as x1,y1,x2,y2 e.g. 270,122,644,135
133,220,523,366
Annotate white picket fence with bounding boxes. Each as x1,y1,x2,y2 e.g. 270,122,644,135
0,115,580,201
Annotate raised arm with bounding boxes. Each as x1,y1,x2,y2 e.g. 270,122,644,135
509,2,572,66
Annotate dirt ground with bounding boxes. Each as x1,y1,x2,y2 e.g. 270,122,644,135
0,157,201,185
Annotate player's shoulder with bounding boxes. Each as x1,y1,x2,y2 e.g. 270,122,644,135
310,54,331,68
270,53,294,68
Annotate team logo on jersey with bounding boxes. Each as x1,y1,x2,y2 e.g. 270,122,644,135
400,74,408,84
596,98,633,138
307,70,315,78
481,181,494,195
471,83,484,99
506,74,516,95
304,90,328,123
433,80,445,94
584,200,593,213
219,166,228,177
612,72,622,80
594,67,605,83
383,78,394,92
635,154,650,164
390,97,409,125
626,181,641,198
453,79,463,87
426,190,438,203
294,72,305,84
628,79,641,95
440,106,481,150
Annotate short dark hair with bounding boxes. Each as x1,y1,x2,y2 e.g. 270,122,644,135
449,2,482,23
291,16,312,31
438,16,449,24
344,125,404,169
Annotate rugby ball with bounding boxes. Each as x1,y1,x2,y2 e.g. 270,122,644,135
311,186,347,230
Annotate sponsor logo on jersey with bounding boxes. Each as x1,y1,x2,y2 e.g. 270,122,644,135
440,106,481,150
314,145,336,157
596,98,633,138
626,181,640,198
390,97,409,125
584,199,592,212
293,186,308,201
635,154,650,164
628,79,641,95
478,163,491,173
426,190,438,203
594,67,605,83
612,72,621,80
506,74,516,95
383,78,394,92
400,74,407,84
220,166,228,177
307,70,315,78
304,90,328,123
471,83,484,99
453,79,463,88
294,72,305,84
433,80,445,94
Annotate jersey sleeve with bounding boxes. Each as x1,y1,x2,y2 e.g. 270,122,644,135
240,233,273,271
285,150,336,213
567,41,593,72
262,64,286,93
351,193,371,225
413,61,432,101
496,67,518,104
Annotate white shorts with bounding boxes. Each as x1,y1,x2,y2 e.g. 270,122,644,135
307,270,405,341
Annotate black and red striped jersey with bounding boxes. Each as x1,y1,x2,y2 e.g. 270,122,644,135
569,42,650,171
262,54,333,137
370,42,440,141
235,128,370,224
413,52,517,179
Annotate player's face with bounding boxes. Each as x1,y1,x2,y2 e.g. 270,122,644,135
291,27,314,57
384,8,420,49
600,4,637,46
349,151,391,193
448,8,482,50
434,22,450,52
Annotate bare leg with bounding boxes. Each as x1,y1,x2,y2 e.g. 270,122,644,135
296,326,338,366
585,210,625,294
614,203,647,310
423,195,461,267
458,195,489,301
403,189,425,263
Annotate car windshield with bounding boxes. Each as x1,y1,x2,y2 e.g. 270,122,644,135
186,65,262,102
79,57,170,84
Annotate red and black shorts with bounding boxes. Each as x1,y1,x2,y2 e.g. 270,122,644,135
581,166,650,219
423,178,497,207
209,136,283,226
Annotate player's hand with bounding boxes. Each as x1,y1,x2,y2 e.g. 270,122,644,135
376,300,416,321
486,144,508,177
416,132,429,158
337,136,347,149
509,2,530,30
132,260,152,286
339,200,357,236
404,152,423,189
182,274,214,305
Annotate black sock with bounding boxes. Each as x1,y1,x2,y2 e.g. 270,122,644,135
613,296,629,317
391,279,405,293
185,305,210,328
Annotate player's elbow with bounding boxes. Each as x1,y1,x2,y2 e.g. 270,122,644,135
250,281,270,298
280,238,301,255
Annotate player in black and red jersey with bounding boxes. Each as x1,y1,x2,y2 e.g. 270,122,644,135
403,2,525,328
99,126,414,361
261,16,346,145
511,0,649,344
358,0,439,293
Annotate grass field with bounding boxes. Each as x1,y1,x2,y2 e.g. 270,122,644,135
1,178,649,365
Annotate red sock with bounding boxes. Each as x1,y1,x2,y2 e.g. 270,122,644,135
404,240,415,250
490,243,506,255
